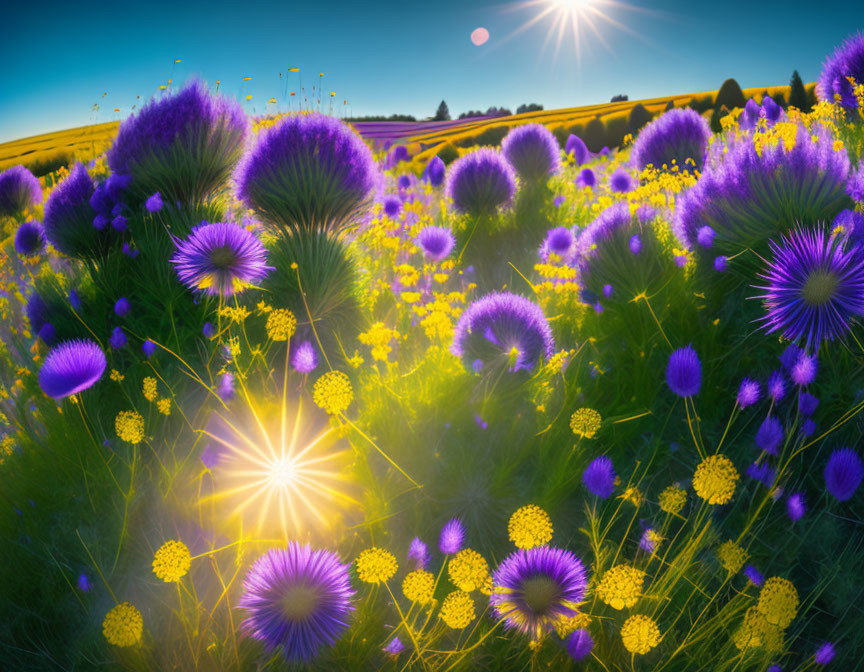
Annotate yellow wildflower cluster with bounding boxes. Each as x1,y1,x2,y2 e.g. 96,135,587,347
110,369,125,382
569,408,602,439
0,436,15,465
693,454,739,505
717,540,748,574
218,305,250,323
152,540,191,582
733,606,784,652
623,487,643,507
658,485,687,515
395,263,420,287
402,569,435,604
620,614,661,655
753,121,798,156
157,398,171,416
358,322,400,362
355,548,398,584
448,548,489,592
265,308,297,342
115,411,145,444
508,505,553,549
313,371,353,415
757,577,799,628
553,611,591,638
596,564,646,610
102,602,143,647
142,377,158,402
413,292,465,342
439,590,475,629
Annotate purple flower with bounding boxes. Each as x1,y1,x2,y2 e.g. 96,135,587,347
0,165,42,217
423,155,446,187
541,226,575,260
737,378,761,408
696,225,715,249
744,565,764,587
238,544,354,662
501,124,561,181
791,353,818,386
629,234,642,254
818,33,864,108
236,113,376,233
439,518,465,554
761,96,782,123
608,167,634,193
836,209,864,238
389,144,410,165
171,222,270,297
416,226,455,261
786,492,806,521
824,447,864,501
578,168,596,187
801,417,817,437
383,196,401,218
639,527,659,553
44,163,113,259
666,345,701,397
114,297,131,317
382,636,404,658
564,135,589,166
77,573,92,592
290,340,318,374
798,391,820,416
217,372,235,400
145,191,163,212
38,323,57,345
814,641,836,665
451,292,554,373
203,322,216,338
446,148,516,216
14,220,46,256
26,292,49,333
38,340,106,399
767,370,786,404
111,215,128,232
489,546,587,638
848,165,864,202
582,456,616,498
200,443,223,469
407,537,429,570
714,255,728,272
397,175,411,190
755,416,784,455
747,461,776,487
142,339,157,358
632,108,711,172
567,629,594,661
755,228,864,348
109,326,127,349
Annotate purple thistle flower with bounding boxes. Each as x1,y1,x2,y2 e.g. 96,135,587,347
416,226,455,261
439,518,465,554
203,322,216,338
446,148,516,216
755,416,784,455
741,99,761,130
238,544,354,662
142,339,157,358
737,378,761,408
111,215,128,232
824,447,864,501
44,163,113,259
236,113,376,233
767,370,786,404
578,168,596,188
0,165,42,217
383,196,401,218
14,221,46,256
389,144,410,165
77,573,92,592
290,340,318,374
92,214,109,230
109,327,127,349
814,641,836,665
798,391,820,416
629,234,642,254
122,242,138,258
145,191,163,212
632,108,711,172
114,297,131,317
489,546,587,639
608,167,634,193
566,629,594,661
791,353,818,386
407,537,429,570
787,492,806,521
423,155,446,187
747,461,776,487
696,225,715,249
541,226,575,261
38,340,106,399
397,175,411,190
835,209,864,238
744,565,765,587
171,222,270,297
761,96,782,123
665,345,702,397
780,344,804,371
801,417,817,437
382,636,404,658
818,33,864,108
109,80,248,203
582,456,616,499
451,292,554,373
639,527,659,553
714,255,728,272
501,124,561,181
755,228,864,348
564,135,589,166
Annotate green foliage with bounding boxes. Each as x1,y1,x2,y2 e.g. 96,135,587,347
434,100,451,122
436,142,459,165
715,78,747,111
582,116,607,152
789,70,810,112
626,104,655,137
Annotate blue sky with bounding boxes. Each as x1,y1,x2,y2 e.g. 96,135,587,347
0,0,861,143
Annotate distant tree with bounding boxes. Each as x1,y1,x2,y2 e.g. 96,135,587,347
626,104,654,137
486,106,512,117
688,95,713,113
516,103,544,114
610,94,629,102
437,143,460,165
583,116,606,153
788,70,810,111
715,78,746,111
458,110,486,119
664,100,675,112
434,100,451,121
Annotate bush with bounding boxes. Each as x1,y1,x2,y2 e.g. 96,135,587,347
715,78,746,111
626,104,655,137
436,143,460,165
688,95,714,113
457,125,510,148
25,152,74,178
603,115,628,148
610,94,629,102
516,103,544,114
551,125,570,148
582,117,606,153
789,70,810,111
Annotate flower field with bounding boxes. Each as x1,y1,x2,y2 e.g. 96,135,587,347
2,32,864,672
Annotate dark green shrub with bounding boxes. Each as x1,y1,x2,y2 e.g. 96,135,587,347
626,104,654,137
582,117,606,153
715,78,746,111
437,143,459,165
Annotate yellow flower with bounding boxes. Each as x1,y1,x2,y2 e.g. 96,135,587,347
110,369,125,382
402,569,435,604
596,564,645,610
733,607,784,651
479,574,493,596
313,371,353,415
439,590,475,629
717,540,747,574
757,577,799,628
508,505,553,549
570,408,602,438
142,377,158,402
266,308,297,342
448,548,489,592
658,485,687,515
622,487,643,507
554,611,591,638
621,615,661,654
115,411,145,444
693,454,739,505
356,548,397,584
219,306,250,323
102,602,143,647
157,398,171,416
152,540,191,582
358,322,400,362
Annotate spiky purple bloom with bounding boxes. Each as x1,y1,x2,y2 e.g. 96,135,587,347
737,378,761,408
835,209,864,239
564,135,589,166
423,155,446,187
407,537,429,570
0,165,42,217
696,226,715,249
382,636,404,658
14,220,45,256
383,196,401,218
674,128,850,258
824,447,864,501
632,108,711,172
145,192,163,212
767,370,786,404
43,163,113,259
741,99,761,130
451,292,554,373
109,327,127,349
236,113,376,233
541,226,575,261
744,565,765,587
714,256,728,272
666,345,701,397
791,353,818,386
439,518,465,555
567,629,594,661
747,461,776,487
38,340,106,399
489,546,587,638
290,340,318,374
501,124,561,181
798,392,819,416
814,642,836,665
446,148,516,216
582,456,616,499
238,544,354,663
142,339,157,358
109,80,248,202
761,96,782,124
416,226,455,261
786,492,806,521
818,33,864,108
755,416,784,455
608,167,634,193
578,168,596,188
171,222,270,297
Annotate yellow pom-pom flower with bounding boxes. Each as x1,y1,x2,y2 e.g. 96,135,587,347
733,607,784,651
152,540,191,582
596,564,645,610
102,602,143,647
156,398,171,416
717,540,748,574
508,504,553,549
142,377,158,402
570,408,602,438
621,614,661,654
448,548,489,592
658,485,687,515
313,371,353,415
402,569,435,604
757,577,799,628
693,454,739,505
115,410,145,444
356,547,398,584
266,308,297,342
439,590,476,629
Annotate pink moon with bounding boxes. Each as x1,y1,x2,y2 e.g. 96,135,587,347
471,27,489,46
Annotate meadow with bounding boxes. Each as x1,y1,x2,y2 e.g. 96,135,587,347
0,32,863,672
